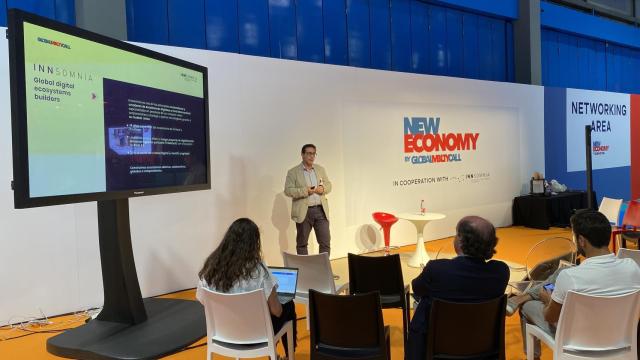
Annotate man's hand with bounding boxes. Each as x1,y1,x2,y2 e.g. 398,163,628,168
539,286,552,305
315,185,325,194
307,187,315,195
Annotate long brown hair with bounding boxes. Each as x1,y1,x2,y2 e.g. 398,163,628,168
198,218,263,292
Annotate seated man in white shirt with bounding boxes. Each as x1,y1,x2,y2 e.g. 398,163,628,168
520,210,640,359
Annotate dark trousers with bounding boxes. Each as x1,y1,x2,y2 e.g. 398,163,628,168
296,205,331,256
405,329,426,360
271,300,297,356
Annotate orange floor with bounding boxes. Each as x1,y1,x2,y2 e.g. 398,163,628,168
0,226,572,359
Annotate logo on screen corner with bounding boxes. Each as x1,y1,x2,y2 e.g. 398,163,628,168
37,37,71,49
180,73,198,83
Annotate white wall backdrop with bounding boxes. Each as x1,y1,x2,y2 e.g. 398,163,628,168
0,36,544,322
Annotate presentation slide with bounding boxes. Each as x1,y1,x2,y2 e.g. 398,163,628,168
22,22,206,198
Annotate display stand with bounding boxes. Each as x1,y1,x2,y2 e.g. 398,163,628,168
46,199,206,359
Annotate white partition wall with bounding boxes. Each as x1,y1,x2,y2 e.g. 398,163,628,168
0,37,544,322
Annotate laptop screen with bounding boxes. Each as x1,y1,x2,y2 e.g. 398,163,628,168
268,267,298,295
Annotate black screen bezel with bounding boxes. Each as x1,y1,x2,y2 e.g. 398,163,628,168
8,9,211,209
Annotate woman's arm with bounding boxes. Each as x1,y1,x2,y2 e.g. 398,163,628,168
267,287,283,317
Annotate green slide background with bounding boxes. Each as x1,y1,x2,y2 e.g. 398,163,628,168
23,22,204,197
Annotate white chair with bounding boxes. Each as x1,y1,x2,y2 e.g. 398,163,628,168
196,287,294,360
526,290,640,360
617,248,640,267
282,252,348,329
600,197,623,226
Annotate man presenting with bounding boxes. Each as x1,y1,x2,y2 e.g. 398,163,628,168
284,144,332,255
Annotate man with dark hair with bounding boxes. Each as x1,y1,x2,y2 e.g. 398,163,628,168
284,144,332,255
405,216,510,360
518,210,640,359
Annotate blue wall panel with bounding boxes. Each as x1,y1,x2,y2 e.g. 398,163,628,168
296,0,324,63
0,0,7,26
541,29,551,87
347,0,371,68
2,0,75,26
575,37,590,91
127,0,169,45
607,45,622,92
205,0,239,52
168,0,206,48
461,12,479,79
370,0,392,70
410,0,428,74
543,27,640,95
445,9,463,77
477,16,492,80
55,0,75,25
125,0,513,83
490,18,505,81
390,0,411,72
506,22,514,82
592,41,607,91
430,0,518,20
428,5,446,76
7,0,55,19
238,0,270,56
541,1,640,50
269,0,297,60
323,0,348,65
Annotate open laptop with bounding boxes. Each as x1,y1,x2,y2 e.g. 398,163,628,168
268,266,299,304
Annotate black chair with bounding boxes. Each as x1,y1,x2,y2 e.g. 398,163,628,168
426,295,507,360
347,253,410,343
309,289,390,360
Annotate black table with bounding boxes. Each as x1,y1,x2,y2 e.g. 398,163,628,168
512,191,592,230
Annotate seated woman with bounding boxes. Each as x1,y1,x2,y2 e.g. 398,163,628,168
198,218,297,359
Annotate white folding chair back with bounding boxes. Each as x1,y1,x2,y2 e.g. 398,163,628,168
526,290,640,360
617,248,640,267
600,197,623,226
283,252,336,294
196,287,294,359
282,252,347,329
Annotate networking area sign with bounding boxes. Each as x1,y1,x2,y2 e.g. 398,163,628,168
565,89,630,172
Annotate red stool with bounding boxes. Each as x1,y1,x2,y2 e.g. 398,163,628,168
372,212,399,255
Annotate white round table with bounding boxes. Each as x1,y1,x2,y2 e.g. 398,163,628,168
397,212,446,268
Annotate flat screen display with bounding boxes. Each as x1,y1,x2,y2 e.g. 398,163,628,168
8,10,210,208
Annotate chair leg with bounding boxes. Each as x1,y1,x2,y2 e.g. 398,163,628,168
287,325,295,360
403,291,411,344
305,303,310,330
526,332,535,360
402,306,408,344
386,332,391,360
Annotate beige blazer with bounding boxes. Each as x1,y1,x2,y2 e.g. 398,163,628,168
284,163,332,223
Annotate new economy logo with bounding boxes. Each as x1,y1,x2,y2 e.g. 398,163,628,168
592,140,610,156
403,116,480,165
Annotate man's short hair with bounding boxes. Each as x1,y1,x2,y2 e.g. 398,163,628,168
570,210,611,248
301,144,316,154
456,216,498,260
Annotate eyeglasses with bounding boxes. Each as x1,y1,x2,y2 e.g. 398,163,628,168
304,152,317,156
